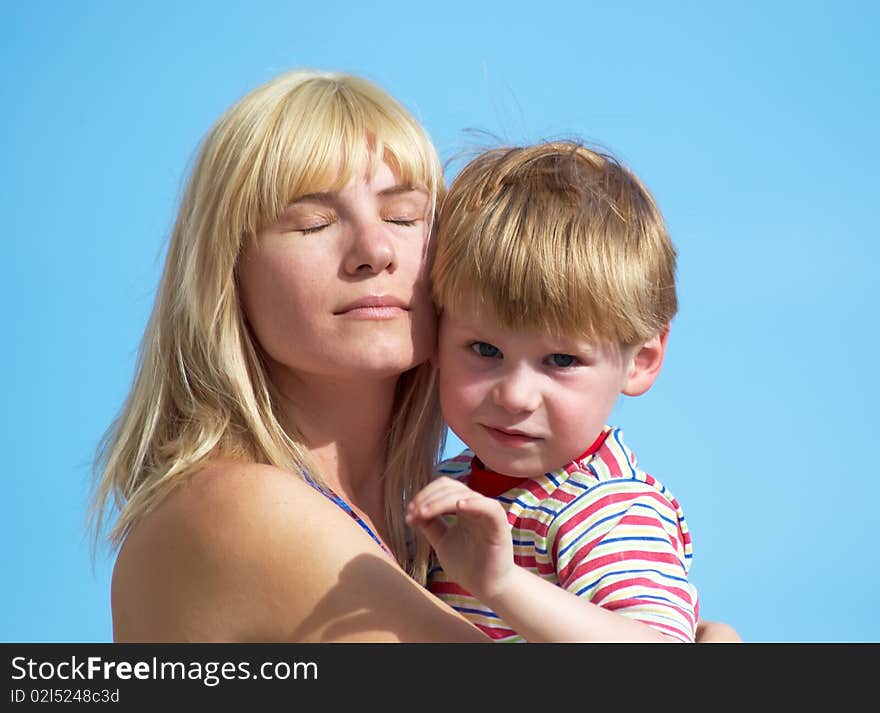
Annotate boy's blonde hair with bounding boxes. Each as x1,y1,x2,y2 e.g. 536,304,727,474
90,69,445,584
432,141,677,346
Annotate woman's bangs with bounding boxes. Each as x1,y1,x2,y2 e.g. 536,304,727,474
257,95,434,231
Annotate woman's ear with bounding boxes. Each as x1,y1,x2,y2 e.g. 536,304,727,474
621,324,670,397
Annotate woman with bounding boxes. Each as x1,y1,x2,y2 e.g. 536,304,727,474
91,69,738,643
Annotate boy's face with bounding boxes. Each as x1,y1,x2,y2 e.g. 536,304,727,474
438,295,638,478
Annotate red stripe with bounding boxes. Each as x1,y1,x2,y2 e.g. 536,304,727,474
565,430,611,472
601,598,694,634
618,514,668,528
549,488,576,504
428,581,473,597
556,488,674,540
534,560,556,576
591,577,695,607
477,624,518,640
513,516,549,538
555,532,606,581
514,554,537,568
596,443,623,478
679,526,692,547
562,549,685,588
552,489,675,572
601,601,695,641
628,617,692,641
519,477,551,500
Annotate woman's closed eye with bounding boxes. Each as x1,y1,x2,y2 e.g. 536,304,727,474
470,342,502,359
298,222,332,234
381,192,428,227
383,216,418,227
284,212,337,235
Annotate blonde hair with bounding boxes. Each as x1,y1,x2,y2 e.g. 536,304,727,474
432,141,677,345
90,69,445,584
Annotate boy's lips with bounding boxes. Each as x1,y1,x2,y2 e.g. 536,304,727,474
481,424,542,447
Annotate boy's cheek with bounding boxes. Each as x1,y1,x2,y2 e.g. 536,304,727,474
439,370,485,419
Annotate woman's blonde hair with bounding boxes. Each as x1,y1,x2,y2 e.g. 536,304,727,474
433,141,677,346
90,69,445,584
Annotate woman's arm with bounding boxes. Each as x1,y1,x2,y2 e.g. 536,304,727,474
696,619,742,643
111,462,489,643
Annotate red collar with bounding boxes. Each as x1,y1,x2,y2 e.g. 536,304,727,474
466,429,610,498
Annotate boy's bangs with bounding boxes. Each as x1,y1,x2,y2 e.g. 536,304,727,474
435,187,636,345
437,226,626,345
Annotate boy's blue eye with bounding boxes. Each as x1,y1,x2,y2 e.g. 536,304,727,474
471,342,501,358
547,353,578,368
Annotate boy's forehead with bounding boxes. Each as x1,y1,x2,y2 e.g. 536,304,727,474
441,293,621,353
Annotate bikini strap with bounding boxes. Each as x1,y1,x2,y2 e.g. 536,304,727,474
302,473,393,556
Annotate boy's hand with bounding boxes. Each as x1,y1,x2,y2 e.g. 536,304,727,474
406,477,514,600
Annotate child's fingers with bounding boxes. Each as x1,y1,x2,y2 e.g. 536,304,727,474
406,478,454,513
406,488,470,524
455,496,510,533
413,515,449,549
407,478,473,519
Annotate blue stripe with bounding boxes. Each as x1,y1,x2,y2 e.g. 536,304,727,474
573,567,690,595
454,606,500,619
556,495,677,558
512,538,536,547
636,593,688,608
566,473,595,491
631,502,678,529
555,489,678,554
497,495,559,517
557,505,633,559
611,428,638,477
511,538,548,555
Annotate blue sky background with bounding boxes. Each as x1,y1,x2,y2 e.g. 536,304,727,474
2,0,877,643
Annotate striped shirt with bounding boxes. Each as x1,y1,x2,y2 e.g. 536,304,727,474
428,426,698,642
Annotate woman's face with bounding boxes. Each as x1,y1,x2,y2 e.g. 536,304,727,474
238,160,436,386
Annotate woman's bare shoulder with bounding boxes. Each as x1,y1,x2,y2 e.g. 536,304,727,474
111,462,487,643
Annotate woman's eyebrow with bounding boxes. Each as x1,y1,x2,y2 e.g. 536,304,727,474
288,185,424,205
289,191,335,205
377,184,426,198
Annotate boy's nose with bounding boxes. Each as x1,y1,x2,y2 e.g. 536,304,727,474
491,368,541,414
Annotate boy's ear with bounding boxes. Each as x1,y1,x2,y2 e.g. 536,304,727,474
621,325,670,397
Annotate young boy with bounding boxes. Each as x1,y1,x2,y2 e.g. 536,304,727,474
406,142,698,642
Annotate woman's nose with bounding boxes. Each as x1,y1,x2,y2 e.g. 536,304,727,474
343,219,396,275
491,367,541,414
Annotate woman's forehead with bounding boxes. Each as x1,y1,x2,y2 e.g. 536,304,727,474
286,154,427,203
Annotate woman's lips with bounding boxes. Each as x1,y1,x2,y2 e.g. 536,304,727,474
481,425,541,447
334,295,410,320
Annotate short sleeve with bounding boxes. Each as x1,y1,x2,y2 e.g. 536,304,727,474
553,479,698,642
